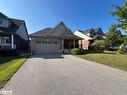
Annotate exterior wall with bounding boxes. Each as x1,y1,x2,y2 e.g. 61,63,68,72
16,23,29,41
81,40,90,49
0,19,11,28
14,34,29,51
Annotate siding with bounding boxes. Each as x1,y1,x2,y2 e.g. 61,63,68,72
0,19,11,28
16,23,29,41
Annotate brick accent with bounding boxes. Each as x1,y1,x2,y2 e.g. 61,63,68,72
82,40,90,49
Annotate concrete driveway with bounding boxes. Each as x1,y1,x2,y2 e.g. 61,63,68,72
2,54,127,95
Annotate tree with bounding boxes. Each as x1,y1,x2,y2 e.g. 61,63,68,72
91,40,106,51
117,43,126,54
111,1,127,32
106,25,122,46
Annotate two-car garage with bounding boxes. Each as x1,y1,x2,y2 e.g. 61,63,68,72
31,37,61,54
35,42,60,54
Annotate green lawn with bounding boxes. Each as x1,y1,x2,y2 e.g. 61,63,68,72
0,55,29,88
79,52,127,71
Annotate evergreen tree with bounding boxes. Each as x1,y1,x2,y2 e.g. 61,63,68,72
111,1,127,32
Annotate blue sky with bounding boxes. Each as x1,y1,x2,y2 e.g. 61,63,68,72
0,0,125,34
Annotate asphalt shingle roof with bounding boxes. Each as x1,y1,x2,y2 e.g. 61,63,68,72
30,22,82,39
0,12,24,34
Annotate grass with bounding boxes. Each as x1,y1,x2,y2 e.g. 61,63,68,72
79,51,127,72
0,55,29,88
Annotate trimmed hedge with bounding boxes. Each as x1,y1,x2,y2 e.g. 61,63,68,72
71,48,81,55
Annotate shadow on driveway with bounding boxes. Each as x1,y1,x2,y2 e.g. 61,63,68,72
30,53,69,59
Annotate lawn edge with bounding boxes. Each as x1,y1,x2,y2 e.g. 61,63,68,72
0,55,30,89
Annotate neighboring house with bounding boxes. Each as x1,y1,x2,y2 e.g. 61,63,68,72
0,12,29,52
30,22,82,54
74,28,106,49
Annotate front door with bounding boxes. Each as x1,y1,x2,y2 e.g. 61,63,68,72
64,39,74,51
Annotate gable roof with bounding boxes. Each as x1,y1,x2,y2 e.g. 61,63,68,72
94,27,101,32
0,13,24,33
0,12,9,19
30,28,53,37
81,28,94,35
30,22,82,39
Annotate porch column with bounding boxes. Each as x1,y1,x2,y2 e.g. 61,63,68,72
73,40,75,48
11,34,14,49
81,40,83,48
62,38,64,52
79,40,82,48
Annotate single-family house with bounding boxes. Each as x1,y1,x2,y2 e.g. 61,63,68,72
0,12,29,52
74,28,106,49
30,22,82,54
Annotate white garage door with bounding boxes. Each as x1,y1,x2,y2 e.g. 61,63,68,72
35,43,60,54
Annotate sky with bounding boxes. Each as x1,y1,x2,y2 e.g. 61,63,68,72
0,0,125,34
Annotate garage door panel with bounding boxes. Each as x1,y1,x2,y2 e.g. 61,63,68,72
35,43,60,54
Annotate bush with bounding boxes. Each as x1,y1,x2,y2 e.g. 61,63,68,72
117,43,126,54
71,48,81,55
90,40,106,52
0,49,18,56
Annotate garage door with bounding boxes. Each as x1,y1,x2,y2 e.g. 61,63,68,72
35,43,60,54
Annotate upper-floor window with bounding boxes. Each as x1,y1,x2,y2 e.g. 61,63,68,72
0,20,3,24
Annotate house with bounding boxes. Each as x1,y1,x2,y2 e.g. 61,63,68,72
0,12,29,52
74,28,106,49
30,22,82,54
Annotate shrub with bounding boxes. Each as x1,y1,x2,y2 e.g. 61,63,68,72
117,43,126,54
71,48,81,55
90,40,106,52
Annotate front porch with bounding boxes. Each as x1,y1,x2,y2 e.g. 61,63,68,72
61,38,81,53
0,33,16,50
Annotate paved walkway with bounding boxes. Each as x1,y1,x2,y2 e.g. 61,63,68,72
2,54,127,95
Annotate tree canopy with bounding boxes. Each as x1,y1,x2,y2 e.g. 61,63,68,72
111,1,127,32
106,25,122,45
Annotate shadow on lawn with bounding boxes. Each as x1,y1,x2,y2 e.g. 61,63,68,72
82,50,116,55
0,55,29,64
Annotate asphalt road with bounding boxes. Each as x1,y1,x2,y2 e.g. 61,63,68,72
2,54,127,95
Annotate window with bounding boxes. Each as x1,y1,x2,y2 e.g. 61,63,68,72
0,20,3,24
3,37,10,44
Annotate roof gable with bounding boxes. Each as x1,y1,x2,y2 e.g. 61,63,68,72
50,21,68,36
0,12,9,19
0,12,24,33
